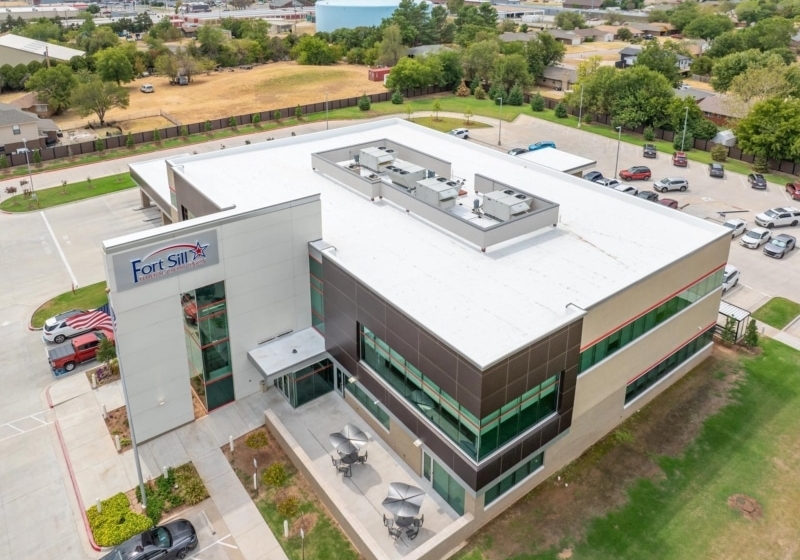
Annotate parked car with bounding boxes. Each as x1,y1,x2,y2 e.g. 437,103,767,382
672,151,688,167
43,310,111,344
748,173,767,190
636,191,659,202
614,184,638,195
643,144,657,158
140,83,154,93
99,520,198,560
448,128,469,140
659,198,679,209
763,234,796,259
507,147,529,156
722,264,739,292
583,171,604,182
528,141,557,151
43,309,86,340
754,207,800,228
785,183,800,200
595,178,621,188
619,166,651,181
708,163,725,178
740,227,771,249
653,177,689,192
47,329,114,373
722,218,747,238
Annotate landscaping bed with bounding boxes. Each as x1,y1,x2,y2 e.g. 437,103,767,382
222,427,361,560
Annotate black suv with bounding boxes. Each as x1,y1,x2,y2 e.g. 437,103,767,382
643,144,657,158
748,173,767,190
100,520,198,560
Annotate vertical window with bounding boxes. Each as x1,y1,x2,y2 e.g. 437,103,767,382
483,452,544,507
309,256,324,333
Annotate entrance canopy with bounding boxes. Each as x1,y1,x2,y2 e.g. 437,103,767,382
248,328,327,382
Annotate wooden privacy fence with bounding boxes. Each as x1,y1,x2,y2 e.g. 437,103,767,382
0,86,445,170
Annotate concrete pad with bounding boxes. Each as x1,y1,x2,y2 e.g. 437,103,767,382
211,484,253,517
186,447,232,481
47,374,91,406
204,469,245,500
205,404,249,448
234,392,271,431
141,430,191,471
220,501,263,536
67,431,119,473
119,447,159,489
235,522,286,560
94,380,126,410
176,416,218,457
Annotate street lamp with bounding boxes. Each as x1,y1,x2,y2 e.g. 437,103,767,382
21,138,35,197
497,97,503,146
613,126,622,177
577,85,584,129
681,106,689,152
325,91,329,131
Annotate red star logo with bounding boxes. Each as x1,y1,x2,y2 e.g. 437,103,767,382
191,242,209,261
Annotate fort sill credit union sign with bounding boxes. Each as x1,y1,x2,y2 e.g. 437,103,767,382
112,230,220,291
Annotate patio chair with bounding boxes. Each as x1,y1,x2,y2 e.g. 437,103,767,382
383,514,394,528
388,526,402,540
413,514,424,528
337,463,352,477
406,526,420,541
331,455,339,470
358,450,368,464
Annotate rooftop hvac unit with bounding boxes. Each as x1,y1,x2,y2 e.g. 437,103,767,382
360,147,395,173
483,190,531,222
385,158,426,189
415,177,457,210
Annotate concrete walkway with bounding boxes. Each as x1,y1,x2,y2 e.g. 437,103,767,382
47,374,287,560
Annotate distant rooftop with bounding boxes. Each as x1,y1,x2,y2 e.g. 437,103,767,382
0,33,84,61
129,119,726,368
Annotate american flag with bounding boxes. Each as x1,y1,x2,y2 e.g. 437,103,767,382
66,310,113,331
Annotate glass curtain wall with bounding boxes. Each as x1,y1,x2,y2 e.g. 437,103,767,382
483,452,544,507
309,256,324,333
274,359,334,408
423,452,466,515
580,268,723,373
182,281,234,411
360,325,559,461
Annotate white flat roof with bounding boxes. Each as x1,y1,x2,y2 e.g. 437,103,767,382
517,147,596,174
131,119,727,368
0,33,84,61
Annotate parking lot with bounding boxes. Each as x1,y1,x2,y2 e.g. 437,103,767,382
469,115,800,314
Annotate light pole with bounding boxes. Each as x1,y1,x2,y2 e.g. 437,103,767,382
613,126,622,177
681,106,689,152
325,91,329,131
577,85,583,129
497,97,503,146
21,138,35,196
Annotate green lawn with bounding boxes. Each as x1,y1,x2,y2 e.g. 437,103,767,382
409,115,490,133
31,281,108,328
751,297,800,329
0,173,136,212
456,338,800,560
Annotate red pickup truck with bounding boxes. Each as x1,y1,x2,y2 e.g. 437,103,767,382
47,329,115,373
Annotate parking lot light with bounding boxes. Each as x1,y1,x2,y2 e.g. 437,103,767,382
497,97,502,146
614,126,622,177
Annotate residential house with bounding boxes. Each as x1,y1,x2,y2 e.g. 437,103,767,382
618,46,641,67
537,29,582,46
561,0,603,8
538,65,578,91
676,54,692,74
697,95,751,126
0,103,53,153
9,92,55,119
629,22,674,36
674,88,715,103
572,28,614,42
682,39,710,56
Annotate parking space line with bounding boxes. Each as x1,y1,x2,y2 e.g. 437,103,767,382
41,211,79,288
189,534,236,558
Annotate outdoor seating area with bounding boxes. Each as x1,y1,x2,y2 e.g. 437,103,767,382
382,483,426,541
329,423,370,478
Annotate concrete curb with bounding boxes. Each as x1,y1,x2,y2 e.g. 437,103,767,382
45,384,102,552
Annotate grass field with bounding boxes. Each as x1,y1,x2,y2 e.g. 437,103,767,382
751,297,800,329
31,281,108,328
0,173,136,211
454,339,800,560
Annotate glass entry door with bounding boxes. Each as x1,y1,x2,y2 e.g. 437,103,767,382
335,366,346,397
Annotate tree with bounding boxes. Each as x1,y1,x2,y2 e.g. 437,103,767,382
711,144,727,161
95,46,135,84
735,0,773,24
721,316,737,345
82,26,120,55
530,92,545,111
744,318,759,347
291,35,339,65
565,65,618,118
554,11,586,30
71,76,130,125
555,102,568,118
508,83,524,106
683,14,734,41
745,17,794,52
492,53,531,90
197,24,225,59
86,4,100,14
154,53,179,83
634,41,680,87
126,132,134,148
462,39,499,85
378,24,405,67
728,58,792,103
668,0,700,32
436,50,464,90
611,66,674,129
736,97,800,161
711,50,786,93
525,32,565,79
385,57,433,90
252,113,261,126
96,337,118,375
617,27,632,41
384,0,430,46
25,65,77,115
358,93,371,111
691,56,713,76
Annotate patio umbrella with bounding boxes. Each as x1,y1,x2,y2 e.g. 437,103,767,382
329,424,369,456
341,423,369,449
329,432,358,456
382,482,425,517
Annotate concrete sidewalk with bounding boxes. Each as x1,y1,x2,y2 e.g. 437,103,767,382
47,374,288,560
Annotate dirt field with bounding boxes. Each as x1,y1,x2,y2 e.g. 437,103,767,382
48,62,388,130
459,346,743,559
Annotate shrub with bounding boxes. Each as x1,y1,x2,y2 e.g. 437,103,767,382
474,85,486,100
673,131,692,151
469,77,480,95
530,92,544,112
33,149,42,166
554,102,568,118
391,88,404,104
455,82,469,97
180,125,188,138
295,105,303,119
152,128,161,143
358,93,371,111
488,82,507,104
204,120,212,134
744,318,759,347
643,126,654,141
174,464,209,505
228,116,237,129
273,109,281,121
87,493,153,547
507,83,524,106
0,154,7,169
277,496,300,519
95,139,105,152
711,143,728,162
126,132,135,148
252,113,262,126
721,316,736,345
754,154,768,173
245,430,268,449
262,462,288,487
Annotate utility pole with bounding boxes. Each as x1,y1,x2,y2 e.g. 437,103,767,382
681,106,689,151
497,97,503,146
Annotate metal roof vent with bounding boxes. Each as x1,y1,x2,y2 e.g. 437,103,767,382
503,189,515,195
437,177,447,182
385,149,395,153
515,194,528,200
